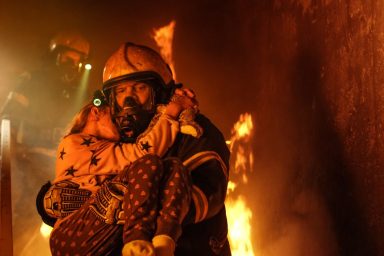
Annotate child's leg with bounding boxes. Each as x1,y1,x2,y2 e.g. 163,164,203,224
119,156,191,256
119,155,192,244
155,157,192,241
152,157,192,256
115,154,165,242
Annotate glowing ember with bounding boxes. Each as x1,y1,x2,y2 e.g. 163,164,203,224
152,20,177,80
226,113,255,255
40,222,53,238
226,197,255,256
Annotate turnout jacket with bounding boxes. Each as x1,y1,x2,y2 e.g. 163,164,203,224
53,113,179,193
166,114,231,256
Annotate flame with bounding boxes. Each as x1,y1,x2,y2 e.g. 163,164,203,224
152,20,177,80
226,197,255,256
227,181,237,194
226,113,256,255
229,112,254,181
231,113,253,143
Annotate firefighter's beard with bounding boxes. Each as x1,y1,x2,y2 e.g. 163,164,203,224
114,97,154,143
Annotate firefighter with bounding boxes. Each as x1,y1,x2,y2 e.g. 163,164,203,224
1,30,91,149
102,42,231,256
45,91,195,256
0,31,90,254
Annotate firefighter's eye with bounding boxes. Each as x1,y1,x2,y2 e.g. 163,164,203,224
134,84,148,92
115,87,125,94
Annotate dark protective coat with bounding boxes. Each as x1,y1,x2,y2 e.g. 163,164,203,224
166,114,231,256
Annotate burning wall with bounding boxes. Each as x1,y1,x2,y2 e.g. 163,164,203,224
231,0,384,255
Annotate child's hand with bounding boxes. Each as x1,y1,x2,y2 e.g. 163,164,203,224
173,88,198,109
165,88,198,118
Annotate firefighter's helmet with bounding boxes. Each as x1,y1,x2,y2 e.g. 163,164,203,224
102,42,174,95
100,42,178,142
49,31,90,59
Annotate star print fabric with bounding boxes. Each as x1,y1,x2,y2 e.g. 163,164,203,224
53,113,179,193
49,155,191,256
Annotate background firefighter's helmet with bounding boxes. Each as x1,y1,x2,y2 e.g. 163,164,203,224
49,31,90,59
102,42,177,105
49,31,90,81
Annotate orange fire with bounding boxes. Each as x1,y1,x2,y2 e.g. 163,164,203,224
226,197,255,256
226,113,255,255
229,113,254,150
152,20,177,80
229,113,254,183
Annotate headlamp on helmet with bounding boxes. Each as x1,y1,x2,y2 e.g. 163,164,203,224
92,90,108,107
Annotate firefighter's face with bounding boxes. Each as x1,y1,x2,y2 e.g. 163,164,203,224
114,81,152,109
56,50,84,82
58,50,82,68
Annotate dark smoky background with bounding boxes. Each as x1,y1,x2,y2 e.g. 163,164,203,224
1,0,384,255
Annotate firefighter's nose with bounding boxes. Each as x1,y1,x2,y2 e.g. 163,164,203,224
123,97,138,108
